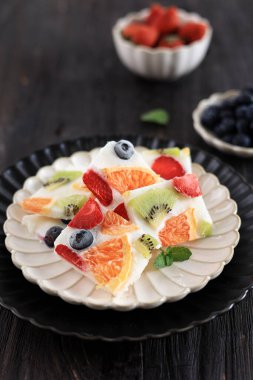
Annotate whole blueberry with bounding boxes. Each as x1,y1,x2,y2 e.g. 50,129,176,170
201,105,220,128
236,119,249,134
246,105,253,120
213,123,228,137
69,230,94,250
219,109,234,119
235,105,249,119
234,93,252,106
45,226,63,248
221,117,236,132
232,134,251,147
221,98,236,110
223,134,234,144
114,140,134,160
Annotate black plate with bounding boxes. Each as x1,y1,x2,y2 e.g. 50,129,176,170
0,136,252,341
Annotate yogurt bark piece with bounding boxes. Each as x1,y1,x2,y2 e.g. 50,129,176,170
124,173,213,247
54,197,160,295
141,147,192,179
82,140,160,210
20,170,91,219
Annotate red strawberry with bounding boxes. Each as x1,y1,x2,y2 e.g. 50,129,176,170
178,22,207,43
158,35,184,48
114,202,129,221
173,174,202,198
159,7,180,34
151,156,185,180
122,23,159,47
146,4,165,29
83,169,113,206
69,198,103,229
55,244,88,273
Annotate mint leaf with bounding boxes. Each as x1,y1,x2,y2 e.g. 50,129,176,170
154,253,166,269
168,246,192,262
140,109,170,126
165,253,173,266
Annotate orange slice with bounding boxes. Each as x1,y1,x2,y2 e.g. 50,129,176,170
21,197,52,214
102,167,159,194
101,210,138,235
159,208,197,246
84,235,132,293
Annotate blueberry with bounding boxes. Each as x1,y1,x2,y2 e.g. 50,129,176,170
223,134,234,144
221,117,236,132
235,105,249,119
236,119,249,134
213,121,234,137
232,133,251,147
201,105,220,128
69,230,93,250
61,219,71,225
246,105,253,120
114,140,134,160
45,226,63,248
219,109,234,119
221,99,236,109
234,93,252,106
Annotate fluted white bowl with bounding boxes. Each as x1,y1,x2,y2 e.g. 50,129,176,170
4,148,240,311
112,8,212,80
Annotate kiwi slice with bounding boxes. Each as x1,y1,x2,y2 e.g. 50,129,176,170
198,220,212,238
44,171,82,191
128,188,178,228
134,234,159,258
56,194,87,218
159,147,181,157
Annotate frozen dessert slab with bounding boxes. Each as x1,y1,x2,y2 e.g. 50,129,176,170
124,173,213,247
20,170,91,219
54,198,159,294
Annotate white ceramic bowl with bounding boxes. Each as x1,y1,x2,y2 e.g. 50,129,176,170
112,8,212,80
193,90,253,158
4,148,240,311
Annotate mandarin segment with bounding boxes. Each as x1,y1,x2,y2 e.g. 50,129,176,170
159,208,197,246
102,167,159,194
101,210,138,235
21,197,52,214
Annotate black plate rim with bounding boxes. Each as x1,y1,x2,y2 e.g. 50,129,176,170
0,135,252,341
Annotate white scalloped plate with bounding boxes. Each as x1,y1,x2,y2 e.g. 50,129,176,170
4,147,241,311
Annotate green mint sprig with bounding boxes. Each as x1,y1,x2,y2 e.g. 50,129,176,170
140,109,170,126
154,246,192,269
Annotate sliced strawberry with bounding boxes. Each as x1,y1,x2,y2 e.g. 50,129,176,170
113,202,129,221
55,244,88,273
159,6,180,34
83,169,113,206
178,22,207,43
69,198,103,229
146,4,165,29
151,156,185,180
173,174,202,198
122,23,159,47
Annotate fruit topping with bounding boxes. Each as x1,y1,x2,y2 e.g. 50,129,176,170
133,234,159,258
44,171,82,191
151,155,185,180
69,230,94,250
158,35,184,48
83,169,113,206
128,188,178,228
159,208,197,246
113,202,129,221
21,197,52,214
159,6,180,34
178,22,207,42
44,226,63,248
56,194,88,218
172,174,202,198
84,236,132,293
69,198,103,229
114,140,134,160
122,23,159,47
103,167,158,194
198,220,212,238
55,244,88,272
101,210,138,235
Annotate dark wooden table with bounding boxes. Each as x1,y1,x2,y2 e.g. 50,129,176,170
0,0,253,379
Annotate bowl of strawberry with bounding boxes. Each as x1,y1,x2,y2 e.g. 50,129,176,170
193,88,253,157
112,3,212,80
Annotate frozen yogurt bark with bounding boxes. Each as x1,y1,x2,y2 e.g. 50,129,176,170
54,197,160,294
123,173,213,247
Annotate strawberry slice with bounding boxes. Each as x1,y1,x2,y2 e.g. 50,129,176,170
69,198,103,229
83,169,113,206
151,156,185,180
173,174,202,198
113,202,129,221
55,244,88,273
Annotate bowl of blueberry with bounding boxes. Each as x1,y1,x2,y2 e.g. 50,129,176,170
193,88,253,157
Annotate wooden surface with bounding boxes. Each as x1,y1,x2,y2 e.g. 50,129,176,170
0,0,253,379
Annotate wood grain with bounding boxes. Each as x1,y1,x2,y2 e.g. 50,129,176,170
0,0,253,379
